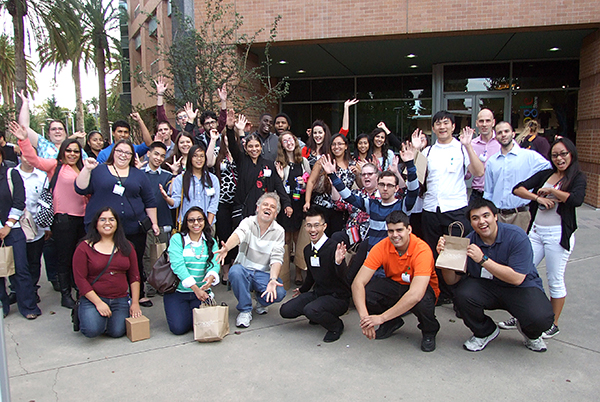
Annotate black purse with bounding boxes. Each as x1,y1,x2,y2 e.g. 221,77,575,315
72,245,117,331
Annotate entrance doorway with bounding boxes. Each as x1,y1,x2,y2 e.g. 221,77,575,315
443,93,509,135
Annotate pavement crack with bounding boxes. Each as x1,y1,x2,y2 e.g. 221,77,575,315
52,368,60,401
5,322,29,374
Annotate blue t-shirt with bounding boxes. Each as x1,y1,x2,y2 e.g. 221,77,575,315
96,143,150,164
466,222,543,290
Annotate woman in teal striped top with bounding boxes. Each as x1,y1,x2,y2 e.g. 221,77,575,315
164,207,220,334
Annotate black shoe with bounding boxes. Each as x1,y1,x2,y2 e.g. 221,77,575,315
51,280,60,292
421,334,436,352
436,297,453,306
323,322,344,343
8,292,17,305
61,295,76,309
139,299,153,308
375,316,404,340
308,320,319,325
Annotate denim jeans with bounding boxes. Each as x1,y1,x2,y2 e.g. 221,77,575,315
229,264,286,312
163,291,206,335
78,295,130,338
0,228,41,317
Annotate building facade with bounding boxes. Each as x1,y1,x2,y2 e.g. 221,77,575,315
127,0,600,206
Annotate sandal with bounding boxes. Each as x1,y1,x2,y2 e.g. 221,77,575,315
25,314,39,320
139,298,153,308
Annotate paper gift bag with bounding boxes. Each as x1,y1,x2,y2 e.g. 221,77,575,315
294,219,310,271
149,242,167,269
436,222,470,273
0,241,15,277
280,244,291,290
193,301,229,342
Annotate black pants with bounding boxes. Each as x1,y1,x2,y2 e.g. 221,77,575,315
422,206,471,300
52,214,86,284
365,277,440,336
454,277,554,339
26,237,45,289
126,231,148,298
216,202,238,264
280,292,349,332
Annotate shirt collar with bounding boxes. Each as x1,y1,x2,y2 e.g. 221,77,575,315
183,233,206,246
144,165,163,174
311,234,329,251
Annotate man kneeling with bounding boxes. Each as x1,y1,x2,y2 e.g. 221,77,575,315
352,211,440,352
216,193,286,328
437,197,554,352
280,208,350,342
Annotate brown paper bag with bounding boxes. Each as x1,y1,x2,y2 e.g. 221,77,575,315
280,244,291,290
436,222,470,273
149,242,167,269
403,151,428,185
0,241,15,277
193,301,229,342
294,219,310,271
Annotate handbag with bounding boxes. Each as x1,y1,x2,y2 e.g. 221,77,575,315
312,168,332,195
193,299,229,342
0,241,15,277
147,234,181,294
35,187,54,228
72,245,117,331
435,221,470,273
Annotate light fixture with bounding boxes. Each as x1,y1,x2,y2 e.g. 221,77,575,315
406,53,416,58
410,64,418,69
548,47,560,52
297,69,306,73
279,60,288,65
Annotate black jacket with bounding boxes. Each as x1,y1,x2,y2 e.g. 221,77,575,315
300,237,351,300
513,168,587,251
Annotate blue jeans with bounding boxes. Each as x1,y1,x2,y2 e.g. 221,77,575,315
163,291,206,335
0,228,41,317
78,295,130,338
229,264,286,312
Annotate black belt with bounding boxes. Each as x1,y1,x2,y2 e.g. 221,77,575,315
471,189,484,195
499,206,528,215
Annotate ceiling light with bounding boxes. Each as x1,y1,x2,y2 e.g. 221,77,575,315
297,69,306,73
548,47,560,52
279,60,288,64
410,64,418,69
406,53,416,58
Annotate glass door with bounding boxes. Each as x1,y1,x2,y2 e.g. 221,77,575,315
443,93,509,135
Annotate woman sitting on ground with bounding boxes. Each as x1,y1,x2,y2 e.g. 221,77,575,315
164,207,220,335
72,207,141,338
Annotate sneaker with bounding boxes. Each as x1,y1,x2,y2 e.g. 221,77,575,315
542,324,560,339
375,316,404,340
253,292,268,315
421,334,436,352
516,321,547,352
498,317,518,330
323,322,344,343
236,311,252,328
463,326,500,352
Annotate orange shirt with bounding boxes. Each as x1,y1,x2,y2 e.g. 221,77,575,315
364,234,439,298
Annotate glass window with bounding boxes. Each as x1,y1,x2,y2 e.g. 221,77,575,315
403,75,432,99
284,80,311,102
512,60,579,90
356,99,432,142
356,76,404,100
281,104,311,142
444,63,510,92
311,78,354,101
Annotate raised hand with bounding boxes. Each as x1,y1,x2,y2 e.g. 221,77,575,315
217,83,227,102
226,108,235,129
130,112,142,122
274,161,284,179
344,98,359,108
377,121,390,134
235,114,248,132
165,157,182,174
154,76,168,95
399,141,416,162
184,102,198,123
459,126,475,146
8,121,27,141
83,157,99,171
16,89,29,103
335,242,347,265
411,129,424,150
158,183,170,200
215,241,229,265
320,154,337,174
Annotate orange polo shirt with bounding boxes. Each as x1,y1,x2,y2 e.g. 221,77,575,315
364,234,440,298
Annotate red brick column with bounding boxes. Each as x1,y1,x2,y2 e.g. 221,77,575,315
578,30,600,207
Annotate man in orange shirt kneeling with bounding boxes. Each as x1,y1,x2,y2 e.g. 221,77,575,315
352,210,440,352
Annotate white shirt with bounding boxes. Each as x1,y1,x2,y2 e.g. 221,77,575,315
16,165,48,242
423,139,470,213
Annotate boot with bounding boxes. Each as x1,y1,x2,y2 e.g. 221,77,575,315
58,273,75,309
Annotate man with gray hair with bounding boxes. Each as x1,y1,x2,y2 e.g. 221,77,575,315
216,192,287,328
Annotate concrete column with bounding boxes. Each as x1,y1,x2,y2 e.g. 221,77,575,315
578,30,600,207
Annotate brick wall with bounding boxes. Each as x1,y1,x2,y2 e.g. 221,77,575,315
225,0,600,43
578,30,600,207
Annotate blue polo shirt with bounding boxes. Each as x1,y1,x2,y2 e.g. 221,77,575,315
466,222,543,290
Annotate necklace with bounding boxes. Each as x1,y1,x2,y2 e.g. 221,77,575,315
189,240,204,259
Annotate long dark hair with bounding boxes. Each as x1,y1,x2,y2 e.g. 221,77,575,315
83,207,132,256
306,120,331,156
179,207,215,271
84,131,104,157
369,127,391,170
57,138,84,171
182,145,213,201
215,129,237,182
174,131,195,159
106,139,136,167
353,133,372,161
329,133,351,163
551,137,581,191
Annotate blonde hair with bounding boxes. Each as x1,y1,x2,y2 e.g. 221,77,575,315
516,120,540,144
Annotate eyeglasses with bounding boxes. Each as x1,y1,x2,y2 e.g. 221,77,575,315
203,120,217,126
115,149,133,157
361,172,376,177
331,142,346,148
282,139,295,144
65,149,79,154
177,115,188,121
378,183,396,189
187,217,205,224
305,223,324,229
551,151,570,159
98,217,116,223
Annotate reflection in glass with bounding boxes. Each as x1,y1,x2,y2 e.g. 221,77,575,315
444,63,510,92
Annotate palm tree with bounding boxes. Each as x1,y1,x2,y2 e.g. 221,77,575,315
0,33,38,110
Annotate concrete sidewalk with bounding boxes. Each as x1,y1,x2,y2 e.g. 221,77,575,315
3,205,600,401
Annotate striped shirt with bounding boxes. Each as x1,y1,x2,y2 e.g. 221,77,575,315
168,233,220,293
233,216,285,272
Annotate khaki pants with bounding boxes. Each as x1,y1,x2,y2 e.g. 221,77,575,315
497,210,531,233
142,228,171,278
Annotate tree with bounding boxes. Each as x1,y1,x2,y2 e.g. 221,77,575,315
134,0,288,116
0,33,38,109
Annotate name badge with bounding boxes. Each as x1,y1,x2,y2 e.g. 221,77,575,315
284,185,290,194
401,272,411,283
481,268,493,280
263,168,272,177
479,153,487,162
310,256,320,267
113,184,125,196
206,187,216,196
220,161,227,171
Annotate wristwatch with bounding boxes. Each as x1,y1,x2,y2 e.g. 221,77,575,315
5,221,14,229
478,255,489,266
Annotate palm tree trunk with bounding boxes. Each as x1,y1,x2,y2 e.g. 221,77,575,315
10,0,26,114
95,44,110,141
71,59,85,132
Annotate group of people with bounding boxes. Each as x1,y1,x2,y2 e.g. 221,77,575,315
0,84,586,354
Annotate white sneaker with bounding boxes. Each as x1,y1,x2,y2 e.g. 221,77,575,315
463,326,500,352
517,321,547,352
253,292,268,315
236,311,252,328
498,316,518,330
542,324,560,339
